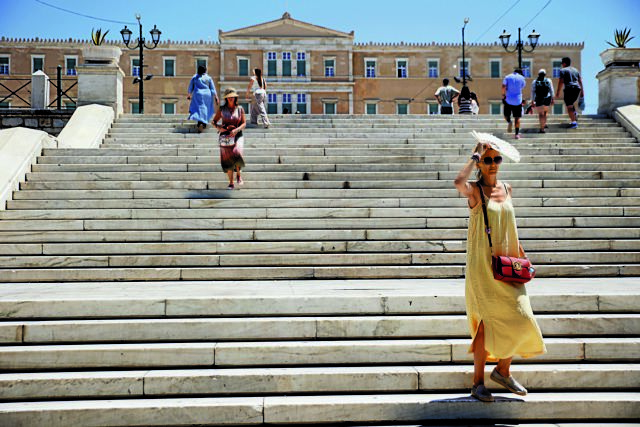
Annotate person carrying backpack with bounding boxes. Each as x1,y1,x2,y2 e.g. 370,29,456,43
530,69,555,133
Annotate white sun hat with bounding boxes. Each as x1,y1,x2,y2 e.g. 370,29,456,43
470,130,521,163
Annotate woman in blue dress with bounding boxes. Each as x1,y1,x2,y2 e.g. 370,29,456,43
187,65,219,133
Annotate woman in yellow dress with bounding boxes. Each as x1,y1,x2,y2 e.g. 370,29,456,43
453,132,546,402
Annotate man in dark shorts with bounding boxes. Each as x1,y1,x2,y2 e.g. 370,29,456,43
556,57,584,129
435,78,460,115
502,68,526,139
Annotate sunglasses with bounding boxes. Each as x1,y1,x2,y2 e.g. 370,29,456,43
482,156,503,165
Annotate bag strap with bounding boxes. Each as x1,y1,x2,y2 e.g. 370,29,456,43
476,181,494,255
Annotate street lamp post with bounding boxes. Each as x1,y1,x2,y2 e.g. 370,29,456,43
499,27,540,71
462,18,469,86
120,14,161,114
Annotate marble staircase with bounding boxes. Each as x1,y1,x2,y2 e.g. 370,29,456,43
0,114,639,425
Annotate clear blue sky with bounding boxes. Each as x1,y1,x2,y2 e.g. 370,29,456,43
1,0,639,113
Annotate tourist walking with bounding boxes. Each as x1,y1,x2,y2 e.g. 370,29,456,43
187,65,219,133
246,68,271,129
453,131,546,403
502,68,526,139
435,78,460,114
531,69,554,133
212,88,246,190
470,92,480,115
556,57,584,129
458,86,473,115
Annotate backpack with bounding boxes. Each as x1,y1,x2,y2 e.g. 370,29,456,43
534,79,551,98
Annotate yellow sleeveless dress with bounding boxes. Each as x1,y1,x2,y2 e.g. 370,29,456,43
465,185,546,361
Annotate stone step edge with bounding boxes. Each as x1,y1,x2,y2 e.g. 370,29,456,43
0,364,637,401
0,392,637,425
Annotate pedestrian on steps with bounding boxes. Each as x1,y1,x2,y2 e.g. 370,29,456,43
470,92,480,115
502,68,526,139
246,68,271,129
531,69,554,133
454,132,546,403
435,78,460,115
187,65,219,133
556,57,584,129
212,88,246,190
457,86,473,115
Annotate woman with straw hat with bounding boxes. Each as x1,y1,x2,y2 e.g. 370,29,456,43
212,88,246,190
454,131,546,402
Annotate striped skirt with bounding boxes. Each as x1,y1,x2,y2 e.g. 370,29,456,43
220,136,245,172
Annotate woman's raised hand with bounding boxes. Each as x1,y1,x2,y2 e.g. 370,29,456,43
474,142,488,156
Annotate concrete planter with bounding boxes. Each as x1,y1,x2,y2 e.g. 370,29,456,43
82,45,122,65
600,48,640,67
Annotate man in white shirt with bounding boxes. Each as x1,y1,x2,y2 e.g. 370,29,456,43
435,78,460,115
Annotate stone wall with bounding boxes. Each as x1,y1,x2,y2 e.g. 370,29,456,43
0,110,73,136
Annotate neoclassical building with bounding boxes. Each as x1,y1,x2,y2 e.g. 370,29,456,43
0,12,583,115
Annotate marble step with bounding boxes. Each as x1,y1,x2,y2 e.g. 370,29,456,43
0,251,638,269
1,239,638,256
11,187,640,200
0,263,638,283
0,337,638,370
28,163,640,177
34,155,640,166
1,278,636,318
17,179,640,191
2,314,638,344
0,364,637,401
43,147,638,158
3,206,639,220
0,392,637,425
0,332,638,371
1,227,639,244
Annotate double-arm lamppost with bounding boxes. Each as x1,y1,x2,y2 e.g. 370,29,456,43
461,17,469,86
120,14,161,114
499,27,540,71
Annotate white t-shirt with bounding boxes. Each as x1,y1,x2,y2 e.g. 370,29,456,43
250,77,265,93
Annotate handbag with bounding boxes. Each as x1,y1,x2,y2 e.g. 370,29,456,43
477,182,535,285
218,133,236,147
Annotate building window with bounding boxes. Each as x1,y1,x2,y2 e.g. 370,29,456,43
64,101,76,110
428,103,439,115
239,101,250,114
365,59,376,78
267,93,277,114
195,57,208,73
0,101,11,109
296,93,307,114
324,58,335,77
162,102,176,115
522,60,532,78
282,52,292,77
65,56,77,76
163,58,175,77
267,52,277,76
490,59,501,78
396,59,408,78
397,103,408,115
296,52,306,77
32,55,44,73
490,102,502,115
282,93,292,114
238,57,249,77
552,60,562,78
553,103,564,115
131,102,140,114
324,102,336,115
131,58,140,77
427,59,439,78
459,59,469,79
0,56,10,75
366,102,377,115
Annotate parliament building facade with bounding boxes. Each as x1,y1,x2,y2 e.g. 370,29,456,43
0,13,583,116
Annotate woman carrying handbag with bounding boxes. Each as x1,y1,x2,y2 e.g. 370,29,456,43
212,88,246,190
453,131,546,403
